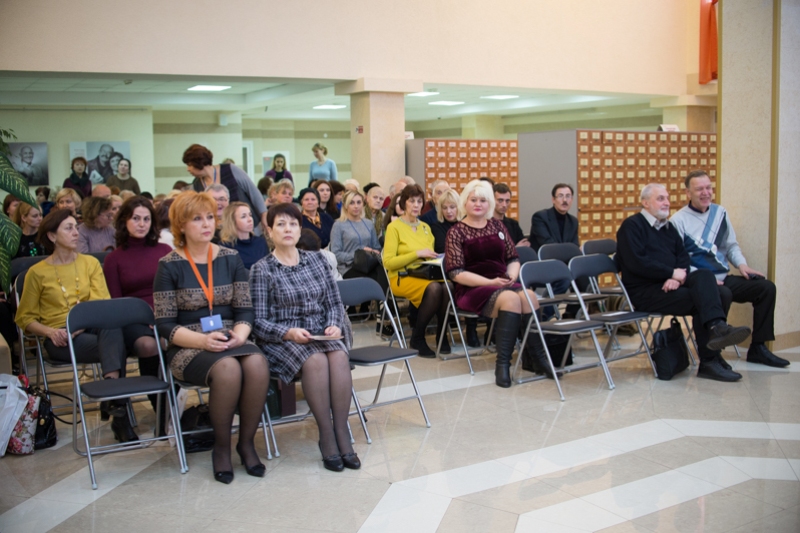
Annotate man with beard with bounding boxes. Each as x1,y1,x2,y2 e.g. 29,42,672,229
616,183,752,382
530,183,579,251
87,143,115,183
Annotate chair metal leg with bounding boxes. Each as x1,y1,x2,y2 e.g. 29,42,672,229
733,345,742,358
404,360,431,427
589,330,616,390
351,386,372,443
260,412,273,460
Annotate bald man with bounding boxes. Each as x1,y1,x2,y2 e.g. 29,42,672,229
92,184,112,198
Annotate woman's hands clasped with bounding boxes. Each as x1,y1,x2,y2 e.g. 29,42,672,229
203,329,244,352
416,248,438,260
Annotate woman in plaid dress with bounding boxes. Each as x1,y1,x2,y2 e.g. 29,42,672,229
250,203,360,472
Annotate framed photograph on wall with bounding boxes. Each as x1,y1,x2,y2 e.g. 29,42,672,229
9,142,48,186
70,141,130,184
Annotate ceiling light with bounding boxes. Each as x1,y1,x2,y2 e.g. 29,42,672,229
408,91,440,97
480,95,519,100
428,101,464,106
313,104,347,110
187,85,231,92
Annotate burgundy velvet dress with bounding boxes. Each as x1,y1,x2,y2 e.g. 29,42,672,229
444,218,520,316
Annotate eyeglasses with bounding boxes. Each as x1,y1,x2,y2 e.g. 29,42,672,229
555,194,573,200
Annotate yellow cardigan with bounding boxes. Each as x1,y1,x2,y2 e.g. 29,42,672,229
382,219,435,278
15,254,110,331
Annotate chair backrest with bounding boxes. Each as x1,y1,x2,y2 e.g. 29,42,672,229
516,245,538,264
66,297,155,333
538,243,582,264
10,256,46,282
88,251,110,265
582,238,616,256
519,259,572,288
568,254,618,280
336,278,385,307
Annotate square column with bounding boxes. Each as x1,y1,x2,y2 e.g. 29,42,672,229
335,78,422,188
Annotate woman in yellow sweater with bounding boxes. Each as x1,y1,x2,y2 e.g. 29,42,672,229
15,208,135,442
382,184,449,357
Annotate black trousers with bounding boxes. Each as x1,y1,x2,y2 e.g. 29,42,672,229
44,328,127,376
628,269,731,362
719,275,776,343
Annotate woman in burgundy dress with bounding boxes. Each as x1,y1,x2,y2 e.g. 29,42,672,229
444,180,546,387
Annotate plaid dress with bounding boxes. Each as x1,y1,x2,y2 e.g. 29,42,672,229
250,250,351,384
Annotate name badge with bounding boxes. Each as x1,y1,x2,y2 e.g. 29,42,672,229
498,232,505,241
201,314,224,333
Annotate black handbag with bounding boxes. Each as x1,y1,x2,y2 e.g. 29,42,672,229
352,249,380,275
650,318,690,380
180,405,214,453
406,263,443,281
32,388,58,450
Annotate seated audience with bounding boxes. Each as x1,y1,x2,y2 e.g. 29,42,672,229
103,197,173,429
54,188,82,219
15,209,133,441
62,157,91,199
250,203,359,472
3,194,20,220
77,196,116,253
382,193,404,235
12,203,46,258
119,190,137,203
383,184,450,357
153,191,270,483
670,170,788,367
530,183,578,251
297,229,341,281
493,183,530,246
36,186,55,217
616,183,752,382
219,202,269,270
363,185,386,239
330,190,386,295
156,198,175,249
92,184,112,198
105,158,141,194
109,194,123,219
267,180,295,208
298,187,334,249
343,179,360,193
420,179,450,221
445,180,544,386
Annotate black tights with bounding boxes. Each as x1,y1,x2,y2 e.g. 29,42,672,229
412,282,449,340
301,350,354,458
207,354,270,472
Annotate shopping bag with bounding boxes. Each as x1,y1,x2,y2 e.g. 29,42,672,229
0,374,28,456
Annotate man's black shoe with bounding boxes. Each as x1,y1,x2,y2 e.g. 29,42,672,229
716,354,733,371
707,322,751,351
746,344,790,368
697,359,742,382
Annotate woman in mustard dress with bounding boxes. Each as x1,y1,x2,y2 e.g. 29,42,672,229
382,184,449,357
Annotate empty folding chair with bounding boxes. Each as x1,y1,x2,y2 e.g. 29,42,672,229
65,298,187,489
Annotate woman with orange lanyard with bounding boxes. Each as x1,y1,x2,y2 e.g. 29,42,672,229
153,191,270,484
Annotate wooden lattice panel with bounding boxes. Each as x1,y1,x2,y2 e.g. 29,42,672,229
424,139,519,220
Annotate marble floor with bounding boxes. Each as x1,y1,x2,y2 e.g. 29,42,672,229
1,322,798,533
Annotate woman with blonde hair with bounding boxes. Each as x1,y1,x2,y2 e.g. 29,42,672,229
219,201,269,269
12,202,46,258
444,180,545,387
153,191,269,483
308,142,338,186
330,190,385,296
54,188,82,219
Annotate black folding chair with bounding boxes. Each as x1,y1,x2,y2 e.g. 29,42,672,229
65,298,187,489
337,278,430,431
538,243,606,317
517,260,615,400
568,254,658,377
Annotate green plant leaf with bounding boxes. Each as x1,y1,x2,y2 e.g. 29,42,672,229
0,153,38,206
0,247,10,294
0,213,21,256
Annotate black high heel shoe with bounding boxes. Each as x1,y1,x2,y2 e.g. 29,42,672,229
214,470,234,484
110,413,139,443
236,443,266,478
319,442,344,472
340,452,361,470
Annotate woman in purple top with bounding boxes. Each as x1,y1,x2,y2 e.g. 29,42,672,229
444,180,546,388
77,197,116,253
263,153,293,184
103,196,173,428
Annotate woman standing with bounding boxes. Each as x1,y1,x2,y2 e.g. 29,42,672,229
62,157,92,199
219,202,269,269
15,209,134,441
264,154,293,184
383,185,450,357
77,196,116,253
330,190,385,290
444,180,545,387
153,191,270,483
298,188,334,249
12,203,46,258
250,203,359,472
308,143,338,186
105,158,142,195
103,197,173,426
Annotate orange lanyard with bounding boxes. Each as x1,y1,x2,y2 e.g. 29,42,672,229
185,246,214,315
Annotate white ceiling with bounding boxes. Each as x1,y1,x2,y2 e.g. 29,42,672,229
0,73,661,122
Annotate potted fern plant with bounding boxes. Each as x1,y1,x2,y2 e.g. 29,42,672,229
0,128,38,291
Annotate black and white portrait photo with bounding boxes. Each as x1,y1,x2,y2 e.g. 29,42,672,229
69,141,131,184
9,142,49,186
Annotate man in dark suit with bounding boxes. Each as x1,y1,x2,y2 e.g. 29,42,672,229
617,183,751,382
530,183,579,251
493,183,530,246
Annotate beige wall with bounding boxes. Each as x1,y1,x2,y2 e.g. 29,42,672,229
0,0,690,97
0,108,155,195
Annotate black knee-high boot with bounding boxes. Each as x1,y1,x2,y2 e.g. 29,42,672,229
493,311,521,388
519,313,556,379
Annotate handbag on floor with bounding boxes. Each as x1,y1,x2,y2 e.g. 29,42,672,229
0,374,29,456
650,318,690,380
